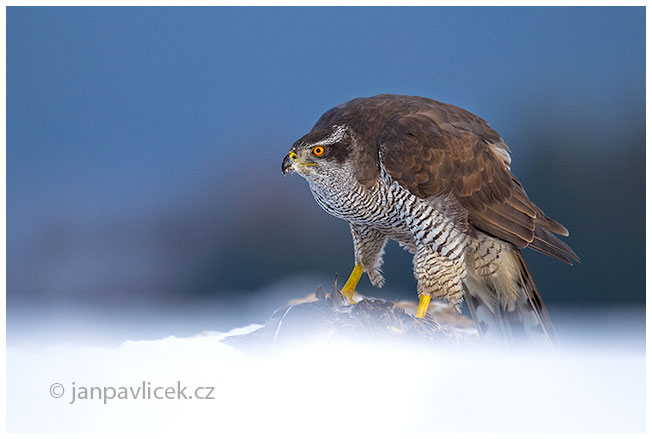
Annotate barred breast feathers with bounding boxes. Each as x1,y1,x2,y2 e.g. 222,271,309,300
309,159,472,265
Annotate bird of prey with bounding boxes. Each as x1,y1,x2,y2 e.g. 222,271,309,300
282,94,578,343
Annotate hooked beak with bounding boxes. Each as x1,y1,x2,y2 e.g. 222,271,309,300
282,152,296,175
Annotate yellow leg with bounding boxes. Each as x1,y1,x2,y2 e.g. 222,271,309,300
415,295,431,318
340,264,364,304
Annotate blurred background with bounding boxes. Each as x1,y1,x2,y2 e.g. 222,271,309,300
7,7,645,344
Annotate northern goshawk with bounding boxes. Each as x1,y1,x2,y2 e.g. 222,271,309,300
282,94,578,343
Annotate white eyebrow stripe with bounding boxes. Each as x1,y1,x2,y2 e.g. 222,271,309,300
308,125,349,147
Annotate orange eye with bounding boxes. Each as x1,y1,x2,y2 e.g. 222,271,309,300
312,146,325,156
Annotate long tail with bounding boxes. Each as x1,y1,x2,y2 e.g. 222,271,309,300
464,250,556,346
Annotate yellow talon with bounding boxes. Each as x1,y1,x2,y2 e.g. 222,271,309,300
415,295,431,318
340,264,364,304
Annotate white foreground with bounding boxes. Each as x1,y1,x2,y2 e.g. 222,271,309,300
7,319,645,436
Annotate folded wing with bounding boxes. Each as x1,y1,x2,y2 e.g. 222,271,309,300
379,102,579,264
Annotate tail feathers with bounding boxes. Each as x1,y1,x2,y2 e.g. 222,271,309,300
464,251,556,347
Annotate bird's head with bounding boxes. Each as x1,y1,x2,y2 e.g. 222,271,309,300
282,125,355,182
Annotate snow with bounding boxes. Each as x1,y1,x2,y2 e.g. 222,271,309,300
7,317,645,435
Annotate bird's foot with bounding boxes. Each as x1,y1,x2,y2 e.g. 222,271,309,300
415,295,431,319
340,264,364,304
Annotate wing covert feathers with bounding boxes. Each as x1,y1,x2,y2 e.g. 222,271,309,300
368,95,578,264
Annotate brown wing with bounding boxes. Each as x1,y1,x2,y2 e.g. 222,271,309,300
378,100,579,264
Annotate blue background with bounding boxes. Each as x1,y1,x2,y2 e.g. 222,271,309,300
7,7,645,329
